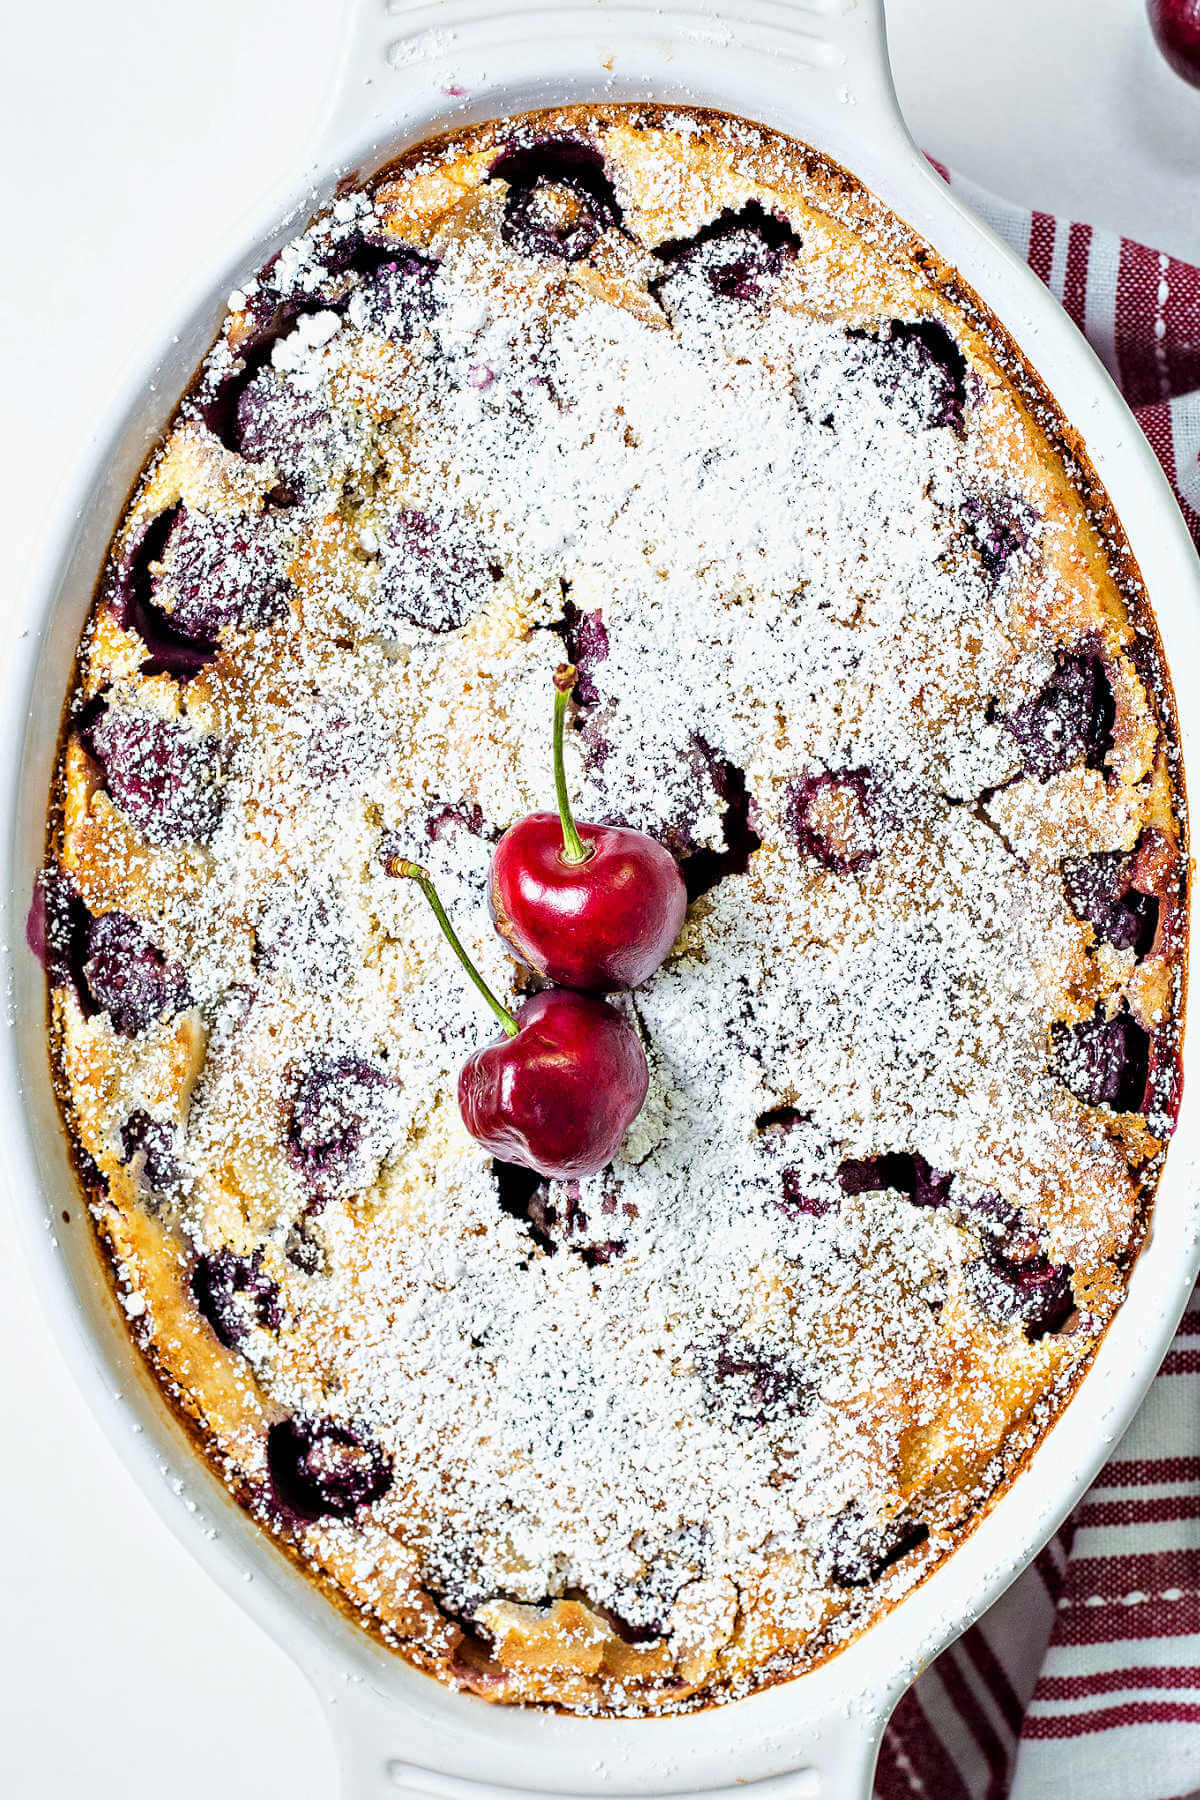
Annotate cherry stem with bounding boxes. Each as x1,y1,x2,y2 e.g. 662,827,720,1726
553,664,592,867
386,858,520,1039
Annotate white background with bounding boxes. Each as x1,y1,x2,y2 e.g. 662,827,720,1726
2,2,1199,1794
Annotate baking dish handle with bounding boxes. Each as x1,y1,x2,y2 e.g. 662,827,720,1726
317,0,907,165
320,1676,888,1800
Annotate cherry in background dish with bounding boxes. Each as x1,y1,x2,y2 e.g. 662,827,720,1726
489,665,687,991
388,857,648,1179
1148,0,1200,86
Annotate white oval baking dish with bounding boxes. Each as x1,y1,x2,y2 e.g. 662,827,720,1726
5,2,1200,1796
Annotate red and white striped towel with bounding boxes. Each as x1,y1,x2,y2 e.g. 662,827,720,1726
876,170,1200,1800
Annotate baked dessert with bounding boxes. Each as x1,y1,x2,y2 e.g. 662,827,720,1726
40,104,1187,1715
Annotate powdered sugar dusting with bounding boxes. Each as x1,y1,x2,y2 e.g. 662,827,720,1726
49,108,1182,1712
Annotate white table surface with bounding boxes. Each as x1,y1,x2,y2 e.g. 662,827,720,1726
2,2,1198,1794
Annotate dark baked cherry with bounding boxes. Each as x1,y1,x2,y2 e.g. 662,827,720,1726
525,1176,575,1251
82,912,190,1037
847,318,968,431
976,1235,1075,1340
376,509,493,634
382,807,496,891
558,716,710,860
1001,648,1115,782
153,505,291,640
489,666,687,991
838,1152,953,1208
41,863,196,1040
729,982,769,1075
254,883,352,984
120,1109,183,1197
1062,845,1159,958
590,1600,668,1646
786,769,877,874
756,1105,807,1134
298,699,389,794
266,1416,392,1521
426,802,491,844
1146,1032,1184,1138
578,1237,625,1268
107,508,219,680
591,1524,713,1644
200,222,427,451
696,1337,812,1428
86,703,223,844
958,1188,1022,1241
1053,1006,1150,1112
192,1249,282,1349
446,1629,508,1692
652,201,800,306
779,1170,837,1218
676,741,762,902
523,1168,629,1265
235,366,344,500
551,598,610,708
29,865,88,998
285,1216,325,1275
223,255,300,347
352,247,439,340
202,242,366,457
490,137,621,262
200,347,283,461
757,1106,837,1219
492,1158,545,1227
389,860,648,1179
25,870,51,970
287,1056,392,1193
544,609,614,779
224,228,375,355
435,1589,501,1649
827,1503,930,1588
960,492,1033,576
74,1147,105,1193
25,867,54,972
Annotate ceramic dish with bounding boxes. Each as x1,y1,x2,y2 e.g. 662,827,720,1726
6,1,1200,1795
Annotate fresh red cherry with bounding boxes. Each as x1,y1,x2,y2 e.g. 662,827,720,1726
489,665,687,991
1148,0,1200,85
388,859,649,1178
460,988,649,1179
